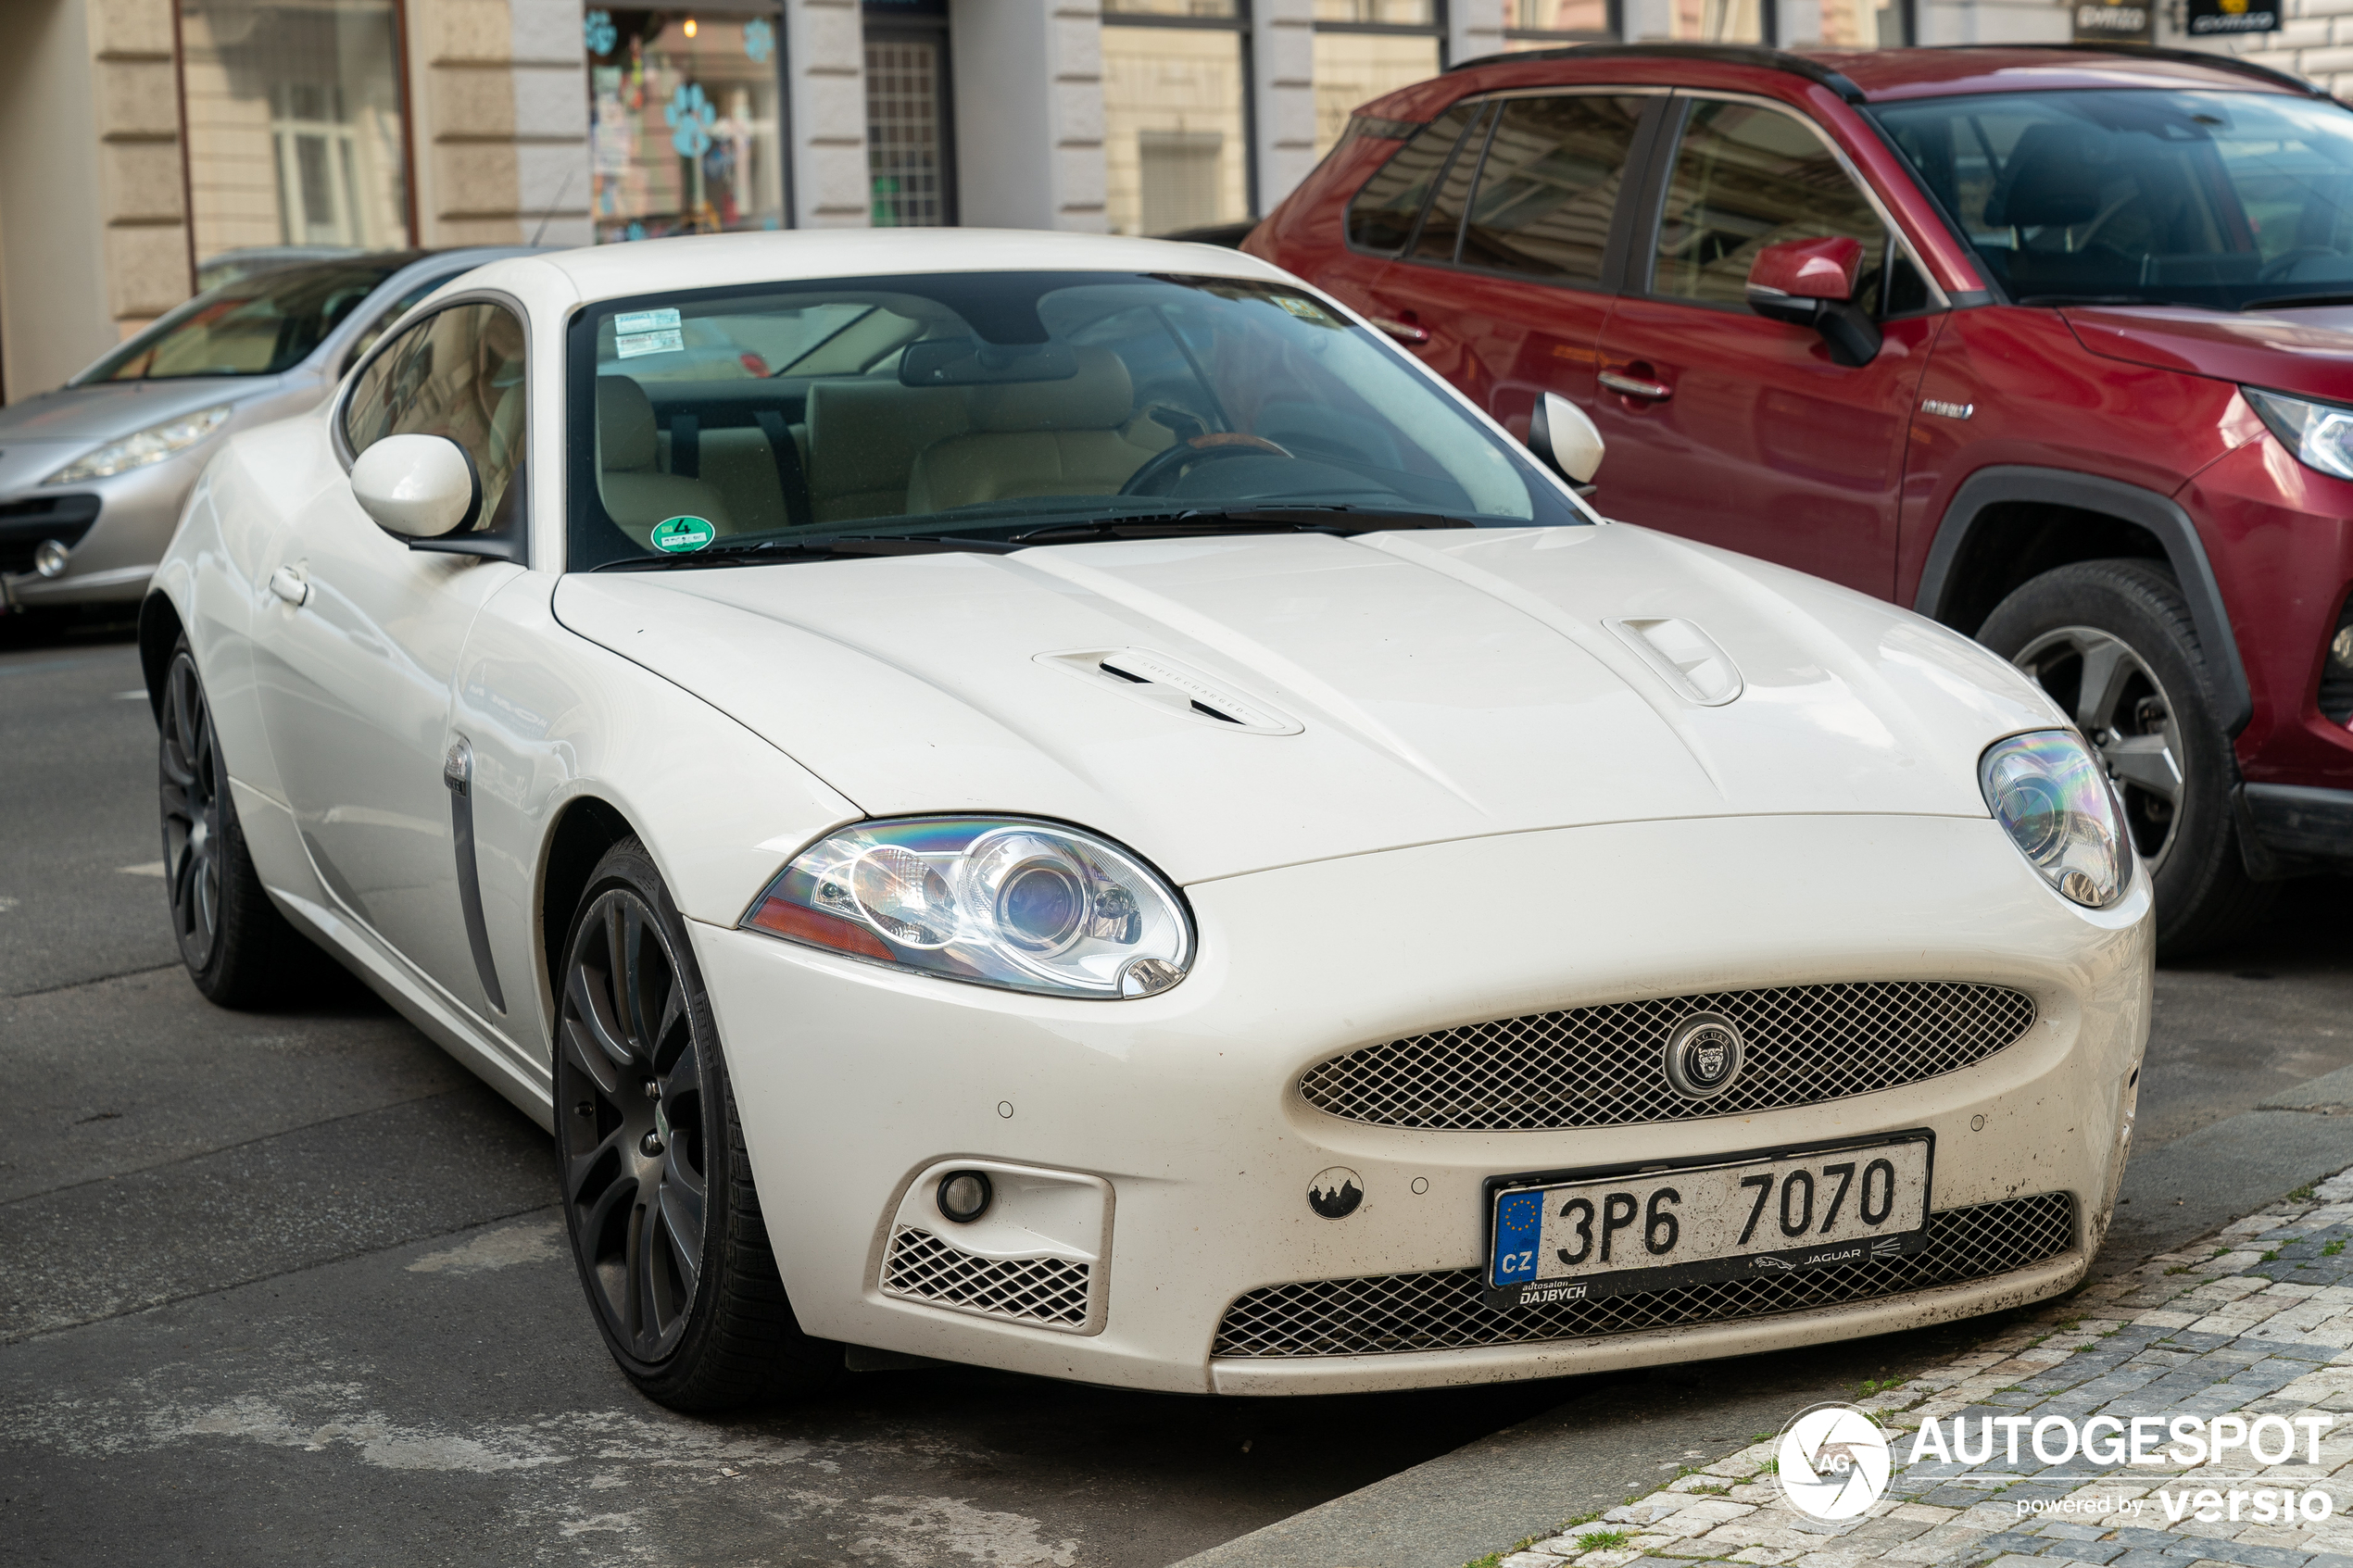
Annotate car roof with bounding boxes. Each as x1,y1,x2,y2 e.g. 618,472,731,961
501,227,1296,307
1424,41,2325,108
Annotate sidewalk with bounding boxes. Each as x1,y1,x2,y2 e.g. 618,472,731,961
1476,1167,2353,1568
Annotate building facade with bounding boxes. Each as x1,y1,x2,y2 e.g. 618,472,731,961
0,0,2253,404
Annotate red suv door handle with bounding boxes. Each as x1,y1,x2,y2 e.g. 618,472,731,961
1599,370,1673,401
1372,315,1429,345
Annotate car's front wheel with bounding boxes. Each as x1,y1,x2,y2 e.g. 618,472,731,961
555,837,840,1410
1976,559,2272,959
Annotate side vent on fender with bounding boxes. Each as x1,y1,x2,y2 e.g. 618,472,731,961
1036,647,1302,734
1605,618,1743,707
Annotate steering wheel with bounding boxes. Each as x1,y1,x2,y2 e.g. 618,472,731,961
2259,246,2343,283
1120,433,1294,497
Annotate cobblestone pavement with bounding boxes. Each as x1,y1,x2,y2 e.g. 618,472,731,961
1482,1170,2353,1568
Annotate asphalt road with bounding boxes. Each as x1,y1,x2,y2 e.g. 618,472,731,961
3,614,2347,1568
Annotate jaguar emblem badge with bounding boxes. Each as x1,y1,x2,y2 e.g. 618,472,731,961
1663,1012,1744,1099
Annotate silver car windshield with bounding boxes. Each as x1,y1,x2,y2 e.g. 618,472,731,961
77,259,406,383
565,270,1582,570
1873,88,2353,311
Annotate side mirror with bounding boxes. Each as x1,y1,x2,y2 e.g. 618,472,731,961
1745,236,1882,369
1528,391,1604,488
350,433,480,539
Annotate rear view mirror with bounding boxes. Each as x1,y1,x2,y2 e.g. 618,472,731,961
900,339,1078,387
350,433,479,539
1745,237,1882,368
1529,391,1604,487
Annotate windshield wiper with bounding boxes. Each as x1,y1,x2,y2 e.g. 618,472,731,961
2014,294,2197,309
590,533,1023,571
1009,507,1466,544
2242,292,2353,312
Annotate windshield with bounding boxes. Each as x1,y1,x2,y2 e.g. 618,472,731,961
566,270,1581,571
77,259,404,383
1873,88,2353,311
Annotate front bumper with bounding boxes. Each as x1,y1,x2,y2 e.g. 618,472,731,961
2237,783,2353,876
0,458,196,609
696,812,2151,1396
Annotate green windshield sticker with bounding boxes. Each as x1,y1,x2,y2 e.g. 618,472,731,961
649,516,715,553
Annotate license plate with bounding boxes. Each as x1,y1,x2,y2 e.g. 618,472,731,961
1484,1135,1932,1310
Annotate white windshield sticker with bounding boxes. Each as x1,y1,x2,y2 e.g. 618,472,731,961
613,307,681,335
615,328,684,358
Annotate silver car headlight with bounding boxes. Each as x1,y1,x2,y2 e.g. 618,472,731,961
742,816,1193,998
1979,730,2131,909
2244,387,2353,482
44,403,233,485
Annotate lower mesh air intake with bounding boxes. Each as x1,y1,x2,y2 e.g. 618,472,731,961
1212,1193,2076,1359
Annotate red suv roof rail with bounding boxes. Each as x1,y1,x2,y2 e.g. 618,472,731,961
1928,42,2328,97
1447,39,2326,104
1446,42,1867,102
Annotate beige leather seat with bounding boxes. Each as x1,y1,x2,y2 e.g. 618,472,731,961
906,349,1158,514
804,377,969,522
595,377,734,541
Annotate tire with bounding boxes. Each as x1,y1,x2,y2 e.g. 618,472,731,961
157,639,314,1007
554,837,841,1411
1976,559,2274,959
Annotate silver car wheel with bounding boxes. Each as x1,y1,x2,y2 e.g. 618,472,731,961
2012,623,2186,872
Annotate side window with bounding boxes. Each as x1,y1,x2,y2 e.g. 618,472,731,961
341,276,452,375
1460,94,1648,285
1347,103,1482,255
1411,105,1495,261
1651,99,1896,316
343,303,528,533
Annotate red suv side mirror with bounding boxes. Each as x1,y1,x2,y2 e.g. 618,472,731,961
1744,237,1881,368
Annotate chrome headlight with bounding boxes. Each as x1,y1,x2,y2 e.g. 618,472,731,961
742,816,1193,998
44,403,233,485
2244,387,2353,483
1979,731,2131,909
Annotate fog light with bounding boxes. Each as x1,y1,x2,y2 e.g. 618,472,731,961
31,538,69,578
936,1169,992,1223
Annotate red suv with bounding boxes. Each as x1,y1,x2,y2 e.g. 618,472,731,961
1251,43,2353,956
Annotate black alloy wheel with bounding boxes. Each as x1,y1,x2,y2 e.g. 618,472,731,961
1977,559,2274,959
554,838,839,1409
560,884,711,1363
159,649,225,973
156,639,311,1006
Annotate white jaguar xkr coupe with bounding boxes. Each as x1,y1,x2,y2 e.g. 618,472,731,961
140,229,2148,1409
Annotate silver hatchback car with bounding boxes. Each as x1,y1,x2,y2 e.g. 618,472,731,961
0,248,534,612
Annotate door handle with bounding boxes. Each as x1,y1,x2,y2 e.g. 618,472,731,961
267,565,309,607
1598,370,1673,401
1371,316,1429,345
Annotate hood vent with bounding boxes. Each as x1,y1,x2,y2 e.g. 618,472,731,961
1606,617,1743,707
1038,648,1302,735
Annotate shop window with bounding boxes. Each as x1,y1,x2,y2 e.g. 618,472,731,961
1102,0,1252,236
864,0,955,226
1503,0,1617,44
586,6,786,242
1312,0,1442,158
178,0,412,268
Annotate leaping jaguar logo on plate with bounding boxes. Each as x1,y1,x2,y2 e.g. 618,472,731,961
1776,1402,1892,1521
1307,1166,1363,1219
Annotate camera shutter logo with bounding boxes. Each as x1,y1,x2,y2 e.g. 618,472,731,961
1664,1012,1745,1098
1777,1403,1892,1521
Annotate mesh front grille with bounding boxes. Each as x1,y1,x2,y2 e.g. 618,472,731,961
1213,1194,2074,1359
1300,982,2037,1132
879,1225,1091,1328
